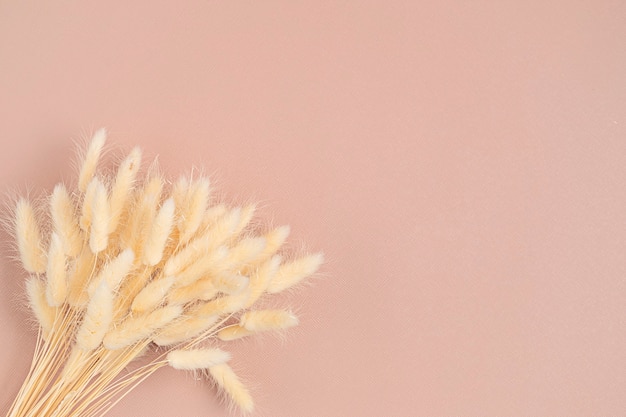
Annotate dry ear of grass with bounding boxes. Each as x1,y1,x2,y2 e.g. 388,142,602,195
15,199,46,274
239,309,299,332
45,233,67,307
77,128,106,193
76,280,114,351
26,277,56,338
50,184,83,257
5,131,323,417
267,252,324,293
167,348,231,370
142,198,175,266
208,363,254,413
108,146,142,235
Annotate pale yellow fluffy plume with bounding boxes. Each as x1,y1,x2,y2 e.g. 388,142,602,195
122,175,162,257
79,177,97,232
167,348,231,370
66,247,95,308
76,280,114,350
177,177,211,244
244,254,282,308
45,232,67,307
50,183,83,257
26,277,57,337
217,325,254,342
167,277,219,305
208,363,254,413
142,197,175,266
108,146,142,234
173,245,228,287
256,225,290,262
15,198,46,274
152,314,220,346
78,128,106,193
229,204,256,239
266,252,324,294
103,305,182,350
223,236,267,271
240,309,299,332
88,249,134,295
131,275,175,314
214,274,249,294
88,178,111,253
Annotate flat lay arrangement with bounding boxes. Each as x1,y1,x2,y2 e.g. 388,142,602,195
5,130,322,417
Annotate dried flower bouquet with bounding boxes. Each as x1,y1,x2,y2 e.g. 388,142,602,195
5,129,322,417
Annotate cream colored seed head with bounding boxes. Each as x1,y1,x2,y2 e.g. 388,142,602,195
76,280,114,351
152,314,220,346
217,325,254,342
208,363,254,413
257,225,290,262
142,198,175,266
178,178,211,244
50,183,83,257
223,236,267,270
109,146,142,234
131,275,175,313
26,276,57,337
88,178,110,253
173,245,228,287
103,305,183,350
230,203,256,239
167,348,231,370
79,177,96,232
45,232,67,307
15,198,47,274
266,252,324,294
88,248,135,295
245,254,282,308
214,274,249,294
66,247,95,308
239,309,299,332
167,277,219,305
78,128,106,193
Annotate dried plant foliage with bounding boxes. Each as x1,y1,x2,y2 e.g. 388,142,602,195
5,130,323,417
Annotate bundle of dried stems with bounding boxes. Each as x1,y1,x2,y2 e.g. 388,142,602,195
5,129,322,417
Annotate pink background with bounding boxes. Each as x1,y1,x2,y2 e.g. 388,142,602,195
1,1,625,416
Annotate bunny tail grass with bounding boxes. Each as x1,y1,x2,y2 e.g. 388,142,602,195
209,363,254,413
5,131,322,417
167,348,231,370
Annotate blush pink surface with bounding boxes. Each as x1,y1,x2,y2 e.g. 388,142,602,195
0,1,625,416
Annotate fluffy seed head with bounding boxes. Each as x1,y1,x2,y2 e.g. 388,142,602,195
167,348,231,370
131,276,175,313
88,178,110,253
267,252,324,294
142,198,175,266
103,305,183,350
76,280,114,350
26,277,57,337
178,178,211,244
217,325,254,342
15,198,46,274
50,183,83,257
209,363,254,413
239,309,299,332
109,146,142,233
78,128,106,193
45,232,68,307
88,248,135,295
